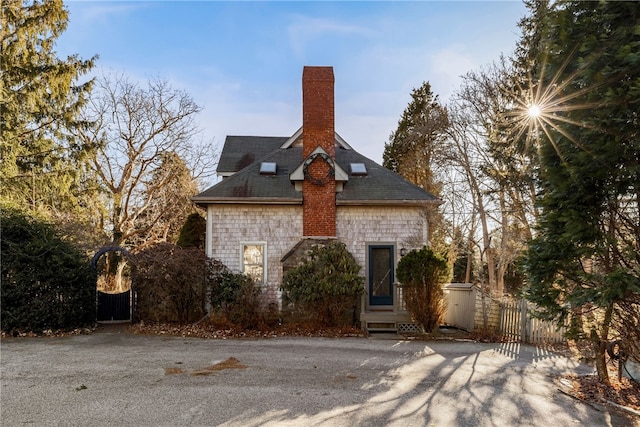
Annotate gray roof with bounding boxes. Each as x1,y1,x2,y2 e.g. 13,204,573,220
193,135,440,206
216,136,288,175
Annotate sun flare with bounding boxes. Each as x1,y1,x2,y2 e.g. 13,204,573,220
527,104,542,118
502,46,615,163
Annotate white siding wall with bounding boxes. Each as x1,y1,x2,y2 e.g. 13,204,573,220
207,204,303,302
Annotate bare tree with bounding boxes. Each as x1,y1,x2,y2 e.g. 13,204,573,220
76,73,216,290
444,103,499,294
443,61,538,296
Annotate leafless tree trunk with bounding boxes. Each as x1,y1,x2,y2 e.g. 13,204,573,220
77,73,216,248
76,73,217,284
440,61,539,297
443,103,498,294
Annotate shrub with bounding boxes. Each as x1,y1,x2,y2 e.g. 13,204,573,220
131,243,208,323
209,261,262,329
281,241,364,327
1,205,96,333
396,246,449,333
176,213,206,249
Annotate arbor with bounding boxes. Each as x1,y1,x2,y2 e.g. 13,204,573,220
1,0,96,219
522,0,640,384
383,82,449,250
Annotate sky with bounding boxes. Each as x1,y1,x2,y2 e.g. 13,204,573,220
57,1,528,166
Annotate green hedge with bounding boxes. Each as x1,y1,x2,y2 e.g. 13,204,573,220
1,205,96,333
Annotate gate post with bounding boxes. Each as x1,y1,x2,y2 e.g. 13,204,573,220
520,299,528,343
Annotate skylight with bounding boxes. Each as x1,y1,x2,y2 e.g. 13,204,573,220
260,162,277,175
350,163,367,176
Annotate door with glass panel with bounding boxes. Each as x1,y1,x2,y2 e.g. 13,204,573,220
368,245,394,306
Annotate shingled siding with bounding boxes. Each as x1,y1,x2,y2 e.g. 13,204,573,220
337,206,428,268
206,204,428,308
206,204,303,303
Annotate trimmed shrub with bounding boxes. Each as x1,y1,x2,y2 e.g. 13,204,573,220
281,241,364,327
131,243,207,323
208,260,263,329
397,246,449,332
1,205,96,333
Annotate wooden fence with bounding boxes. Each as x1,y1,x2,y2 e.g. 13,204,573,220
442,285,566,344
500,298,566,344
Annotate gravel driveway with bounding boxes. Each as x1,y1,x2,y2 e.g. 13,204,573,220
1,327,637,426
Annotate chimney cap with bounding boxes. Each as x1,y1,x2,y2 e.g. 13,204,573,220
303,66,334,81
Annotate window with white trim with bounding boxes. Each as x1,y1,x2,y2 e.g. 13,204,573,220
242,243,266,284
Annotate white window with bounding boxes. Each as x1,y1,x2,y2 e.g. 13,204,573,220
242,243,266,284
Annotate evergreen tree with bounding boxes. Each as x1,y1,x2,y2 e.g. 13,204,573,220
383,82,448,191
382,82,449,249
523,0,640,385
1,0,97,217
177,213,206,249
1,204,96,332
396,246,450,332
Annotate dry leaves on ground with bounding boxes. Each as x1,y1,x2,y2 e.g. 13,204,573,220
563,368,640,412
130,321,366,339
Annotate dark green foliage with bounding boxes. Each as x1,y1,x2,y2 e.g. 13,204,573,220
521,0,640,383
131,243,208,324
1,204,96,333
396,246,450,332
524,0,640,323
1,0,97,214
382,81,448,182
176,213,206,249
504,262,526,296
382,82,449,250
208,260,262,329
281,241,364,327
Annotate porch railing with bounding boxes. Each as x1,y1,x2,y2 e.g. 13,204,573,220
394,284,407,313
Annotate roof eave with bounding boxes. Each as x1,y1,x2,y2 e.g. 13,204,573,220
192,197,302,207
336,199,442,207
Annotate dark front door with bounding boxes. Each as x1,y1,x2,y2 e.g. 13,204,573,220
368,245,394,306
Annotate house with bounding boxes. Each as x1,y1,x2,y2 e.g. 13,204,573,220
193,66,440,332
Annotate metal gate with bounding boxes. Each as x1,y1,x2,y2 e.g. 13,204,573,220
97,290,132,322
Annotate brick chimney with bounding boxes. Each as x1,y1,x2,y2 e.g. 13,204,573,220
302,66,336,237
